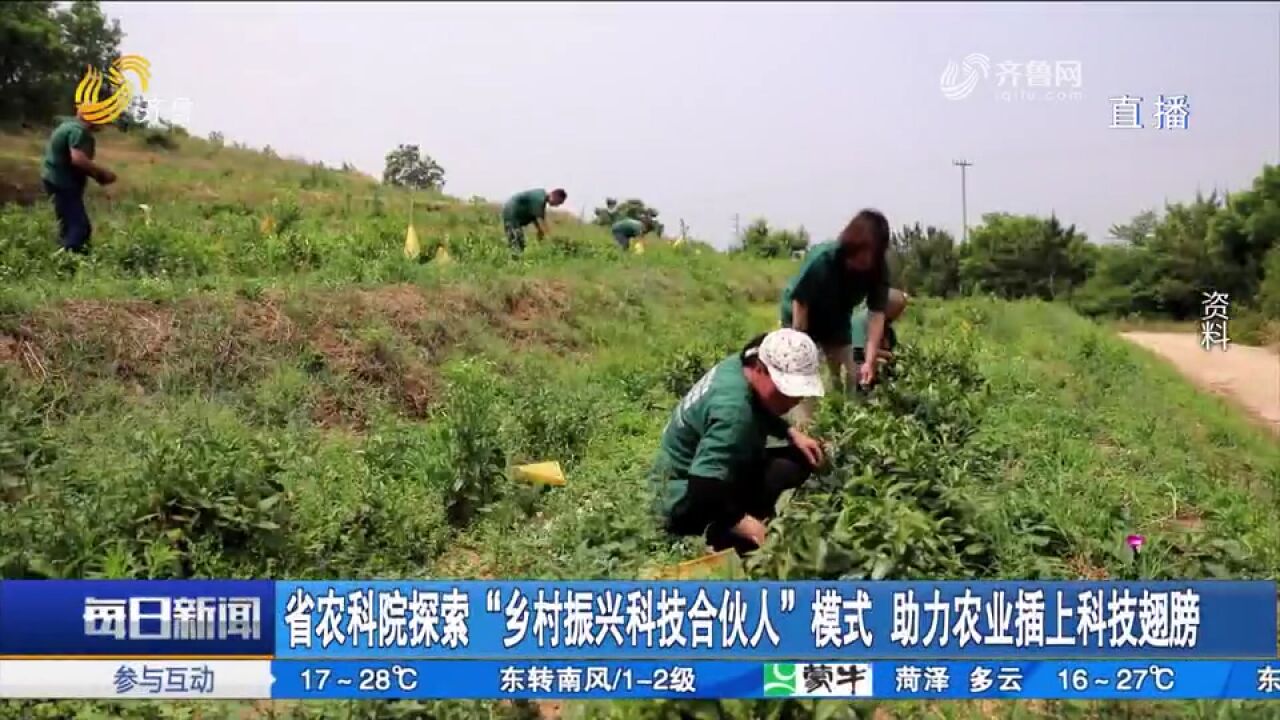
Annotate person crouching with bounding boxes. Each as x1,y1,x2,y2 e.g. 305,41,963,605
650,329,827,556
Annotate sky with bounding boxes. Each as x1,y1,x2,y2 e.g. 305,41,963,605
100,1,1280,250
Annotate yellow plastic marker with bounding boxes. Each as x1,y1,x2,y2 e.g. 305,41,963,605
652,549,736,580
404,195,421,260
404,224,421,260
514,461,565,487
633,240,646,255
434,244,452,264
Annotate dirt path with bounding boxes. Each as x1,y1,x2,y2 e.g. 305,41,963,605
1121,332,1280,435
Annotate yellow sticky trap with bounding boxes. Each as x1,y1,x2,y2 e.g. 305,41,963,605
515,461,565,487
404,225,421,260
651,549,736,580
434,245,452,264
633,240,646,255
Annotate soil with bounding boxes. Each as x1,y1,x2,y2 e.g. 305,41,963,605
1121,331,1280,436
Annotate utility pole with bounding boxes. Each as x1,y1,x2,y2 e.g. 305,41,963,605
733,214,740,243
953,159,973,243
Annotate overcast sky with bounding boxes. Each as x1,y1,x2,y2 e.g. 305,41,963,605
100,1,1280,249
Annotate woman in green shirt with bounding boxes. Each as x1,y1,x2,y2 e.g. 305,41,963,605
779,210,892,392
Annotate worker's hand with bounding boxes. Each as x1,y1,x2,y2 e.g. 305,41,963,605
98,169,117,185
731,515,767,547
788,428,824,468
858,360,877,387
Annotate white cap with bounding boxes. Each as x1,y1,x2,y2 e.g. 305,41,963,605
756,328,825,399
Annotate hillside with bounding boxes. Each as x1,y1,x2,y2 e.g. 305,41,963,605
0,125,703,301
2,127,1280,720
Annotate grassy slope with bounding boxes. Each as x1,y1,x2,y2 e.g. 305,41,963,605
2,129,1280,719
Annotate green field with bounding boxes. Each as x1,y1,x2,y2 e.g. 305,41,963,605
2,128,1279,719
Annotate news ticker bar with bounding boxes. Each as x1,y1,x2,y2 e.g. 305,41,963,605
5,660,1280,700
2,580,1275,658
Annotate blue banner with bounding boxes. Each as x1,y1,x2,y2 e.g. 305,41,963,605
273,581,1277,659
267,660,1280,700
1,580,1272,660
0,581,274,656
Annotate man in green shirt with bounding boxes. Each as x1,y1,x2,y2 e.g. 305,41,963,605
611,217,650,250
651,328,827,555
502,187,567,254
851,288,909,367
779,209,892,404
41,107,116,253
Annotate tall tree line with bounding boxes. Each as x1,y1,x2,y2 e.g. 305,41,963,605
1,1,124,126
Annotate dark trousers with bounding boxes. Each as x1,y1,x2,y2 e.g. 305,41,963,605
613,233,631,251
666,445,814,556
504,223,525,254
853,324,898,365
43,180,91,253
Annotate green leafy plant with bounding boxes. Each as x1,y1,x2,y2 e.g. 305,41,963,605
437,359,508,528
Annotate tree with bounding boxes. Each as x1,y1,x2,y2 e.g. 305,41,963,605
0,1,123,126
1071,243,1157,317
890,223,960,297
959,213,1093,300
737,218,810,258
740,219,774,256
1139,192,1229,317
57,1,124,92
1207,165,1280,303
778,225,811,255
1073,177,1280,319
593,198,664,237
1073,166,1280,319
1108,210,1158,246
382,144,446,191
0,2,66,125
1258,244,1280,318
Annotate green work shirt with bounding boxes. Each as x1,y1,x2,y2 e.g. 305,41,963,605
612,218,645,238
779,240,889,347
850,306,870,349
502,189,548,227
850,304,898,352
650,353,790,517
41,118,96,191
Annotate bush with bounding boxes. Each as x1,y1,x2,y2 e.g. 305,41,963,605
747,337,1001,581
142,128,178,150
437,359,508,528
